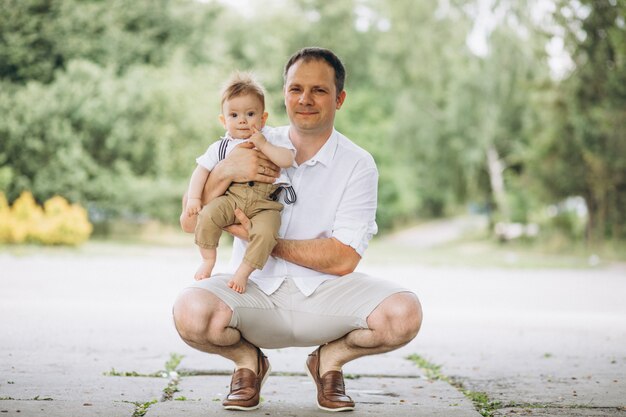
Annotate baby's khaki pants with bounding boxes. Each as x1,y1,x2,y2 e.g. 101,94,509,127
195,182,283,269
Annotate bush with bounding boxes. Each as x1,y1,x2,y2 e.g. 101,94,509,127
0,191,92,246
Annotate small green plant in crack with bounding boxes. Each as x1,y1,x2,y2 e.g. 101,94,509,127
129,399,157,417
103,353,185,379
161,379,181,402
164,353,184,373
104,368,151,377
112,353,186,410
160,353,185,402
407,354,500,417
407,354,444,381
465,390,501,417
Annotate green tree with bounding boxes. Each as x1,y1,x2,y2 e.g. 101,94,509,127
0,0,212,84
537,0,626,241
0,60,218,222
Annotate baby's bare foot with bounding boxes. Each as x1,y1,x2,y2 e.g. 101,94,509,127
227,279,246,294
194,261,214,281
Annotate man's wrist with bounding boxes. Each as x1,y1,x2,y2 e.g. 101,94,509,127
271,238,284,258
213,160,232,182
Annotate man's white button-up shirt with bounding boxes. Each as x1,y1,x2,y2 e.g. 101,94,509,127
228,126,379,296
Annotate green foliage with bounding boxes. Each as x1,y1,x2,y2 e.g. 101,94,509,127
0,0,213,84
1,0,624,242
532,0,626,242
0,59,215,224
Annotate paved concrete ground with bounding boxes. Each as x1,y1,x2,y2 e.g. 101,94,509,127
1,242,625,416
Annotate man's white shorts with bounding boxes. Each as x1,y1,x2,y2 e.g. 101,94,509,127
188,273,413,348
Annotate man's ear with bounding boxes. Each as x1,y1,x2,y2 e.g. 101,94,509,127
218,114,226,128
336,90,346,110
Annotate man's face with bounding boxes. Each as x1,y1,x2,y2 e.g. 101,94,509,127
219,94,268,139
284,59,345,136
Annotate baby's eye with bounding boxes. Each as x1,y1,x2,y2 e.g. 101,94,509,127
230,113,238,118
247,111,255,117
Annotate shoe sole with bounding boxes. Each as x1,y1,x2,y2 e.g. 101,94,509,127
223,364,271,411
305,364,355,412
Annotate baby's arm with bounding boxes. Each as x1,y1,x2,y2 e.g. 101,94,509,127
249,127,294,168
186,165,210,216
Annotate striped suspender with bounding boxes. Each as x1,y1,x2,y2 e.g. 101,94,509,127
283,186,297,204
218,138,228,161
218,138,296,205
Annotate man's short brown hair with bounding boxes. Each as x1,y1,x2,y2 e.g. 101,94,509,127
284,47,346,96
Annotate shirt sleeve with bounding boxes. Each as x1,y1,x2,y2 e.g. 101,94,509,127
331,161,379,256
264,126,296,152
195,140,221,171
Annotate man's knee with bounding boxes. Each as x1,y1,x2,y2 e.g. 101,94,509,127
172,288,232,344
396,292,423,340
370,292,422,344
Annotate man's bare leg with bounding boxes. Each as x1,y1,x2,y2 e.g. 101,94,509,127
316,292,422,375
228,261,255,293
172,288,259,372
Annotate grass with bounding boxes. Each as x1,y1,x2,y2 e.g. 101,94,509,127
407,354,622,416
367,234,624,269
105,353,185,410
130,399,158,417
4,217,624,269
407,354,501,417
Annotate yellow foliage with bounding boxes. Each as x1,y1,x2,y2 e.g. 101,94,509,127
0,193,11,242
0,192,93,246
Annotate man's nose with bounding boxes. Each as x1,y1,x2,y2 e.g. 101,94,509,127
299,91,313,105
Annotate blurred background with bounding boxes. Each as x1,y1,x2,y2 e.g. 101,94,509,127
0,0,624,264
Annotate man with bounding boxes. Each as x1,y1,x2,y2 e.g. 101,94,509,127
173,47,422,412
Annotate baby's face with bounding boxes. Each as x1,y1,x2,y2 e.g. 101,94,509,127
220,94,267,139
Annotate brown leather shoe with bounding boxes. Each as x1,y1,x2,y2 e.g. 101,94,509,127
223,348,271,411
306,346,355,412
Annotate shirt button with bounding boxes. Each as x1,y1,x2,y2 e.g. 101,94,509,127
248,181,255,186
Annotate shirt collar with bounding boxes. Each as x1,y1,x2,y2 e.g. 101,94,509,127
305,129,339,167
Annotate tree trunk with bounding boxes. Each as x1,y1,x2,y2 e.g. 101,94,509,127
486,145,510,221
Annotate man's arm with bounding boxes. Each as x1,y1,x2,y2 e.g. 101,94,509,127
180,143,280,233
273,237,361,276
201,142,280,204
226,209,361,276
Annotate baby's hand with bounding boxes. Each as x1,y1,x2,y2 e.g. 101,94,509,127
186,198,202,217
248,126,267,149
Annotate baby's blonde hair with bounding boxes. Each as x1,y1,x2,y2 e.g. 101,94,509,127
221,71,265,109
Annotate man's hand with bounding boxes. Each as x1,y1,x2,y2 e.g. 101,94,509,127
224,208,251,241
224,208,361,276
219,142,280,184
